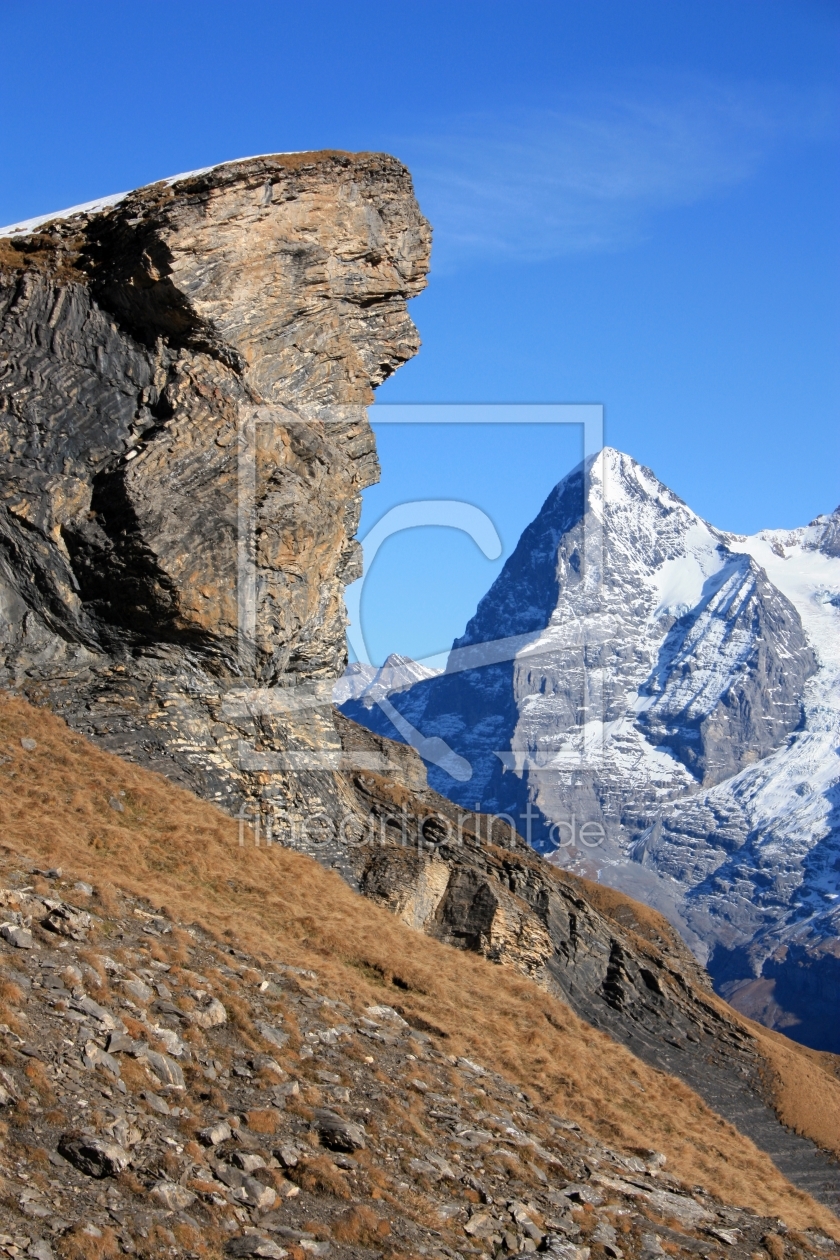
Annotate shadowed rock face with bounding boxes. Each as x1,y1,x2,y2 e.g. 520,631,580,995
0,152,430,802
635,553,816,786
0,152,428,671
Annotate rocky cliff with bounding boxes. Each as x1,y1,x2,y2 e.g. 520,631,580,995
0,151,429,807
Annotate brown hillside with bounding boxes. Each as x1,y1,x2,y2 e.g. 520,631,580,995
1,690,837,1237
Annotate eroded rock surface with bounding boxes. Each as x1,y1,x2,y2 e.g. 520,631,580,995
0,151,429,803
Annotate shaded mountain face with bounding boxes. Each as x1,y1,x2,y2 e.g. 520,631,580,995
340,449,840,1052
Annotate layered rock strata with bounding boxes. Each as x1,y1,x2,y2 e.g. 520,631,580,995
0,151,429,810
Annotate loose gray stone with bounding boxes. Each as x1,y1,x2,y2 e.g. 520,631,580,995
57,1133,130,1178
239,1176,277,1210
42,904,91,940
140,1090,170,1115
135,1048,184,1089
82,1041,121,1077
255,1021,288,1049
189,996,227,1028
225,1237,287,1259
123,977,154,1004
1,923,34,949
28,1242,55,1260
313,1107,366,1152
70,995,116,1028
274,1143,299,1168
106,1031,137,1054
150,1181,196,1210
199,1120,232,1146
232,1152,267,1173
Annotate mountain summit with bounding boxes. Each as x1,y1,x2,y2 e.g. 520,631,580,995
340,448,840,1052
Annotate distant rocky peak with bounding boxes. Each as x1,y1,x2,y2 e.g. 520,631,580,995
452,448,728,656
749,502,840,561
339,447,830,1050
333,653,438,709
816,505,840,558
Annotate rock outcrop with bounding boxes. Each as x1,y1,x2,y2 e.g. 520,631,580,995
0,151,429,803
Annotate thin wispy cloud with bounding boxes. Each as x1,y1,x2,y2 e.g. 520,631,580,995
398,79,834,265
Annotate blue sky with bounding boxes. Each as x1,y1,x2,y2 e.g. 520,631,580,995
2,0,837,665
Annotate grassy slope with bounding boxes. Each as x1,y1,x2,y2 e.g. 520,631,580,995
0,691,837,1236
554,869,840,1164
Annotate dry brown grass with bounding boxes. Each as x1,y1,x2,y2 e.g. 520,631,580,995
245,1108,281,1134
763,1232,786,1260
556,868,682,945
561,868,840,1164
331,1203,391,1244
57,1225,120,1260
735,1013,840,1160
0,979,23,1005
290,1154,352,1199
0,691,837,1235
24,1059,55,1103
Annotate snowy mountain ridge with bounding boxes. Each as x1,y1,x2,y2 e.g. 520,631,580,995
332,652,439,706
340,447,840,1052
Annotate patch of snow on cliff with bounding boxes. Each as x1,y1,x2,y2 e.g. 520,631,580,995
332,662,378,705
0,153,304,237
333,654,439,708
650,523,728,621
0,191,133,237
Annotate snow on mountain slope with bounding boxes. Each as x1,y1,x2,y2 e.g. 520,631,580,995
653,511,840,1048
333,653,439,706
332,661,378,704
340,448,840,1051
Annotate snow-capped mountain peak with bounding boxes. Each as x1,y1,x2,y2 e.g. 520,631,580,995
341,449,840,1052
